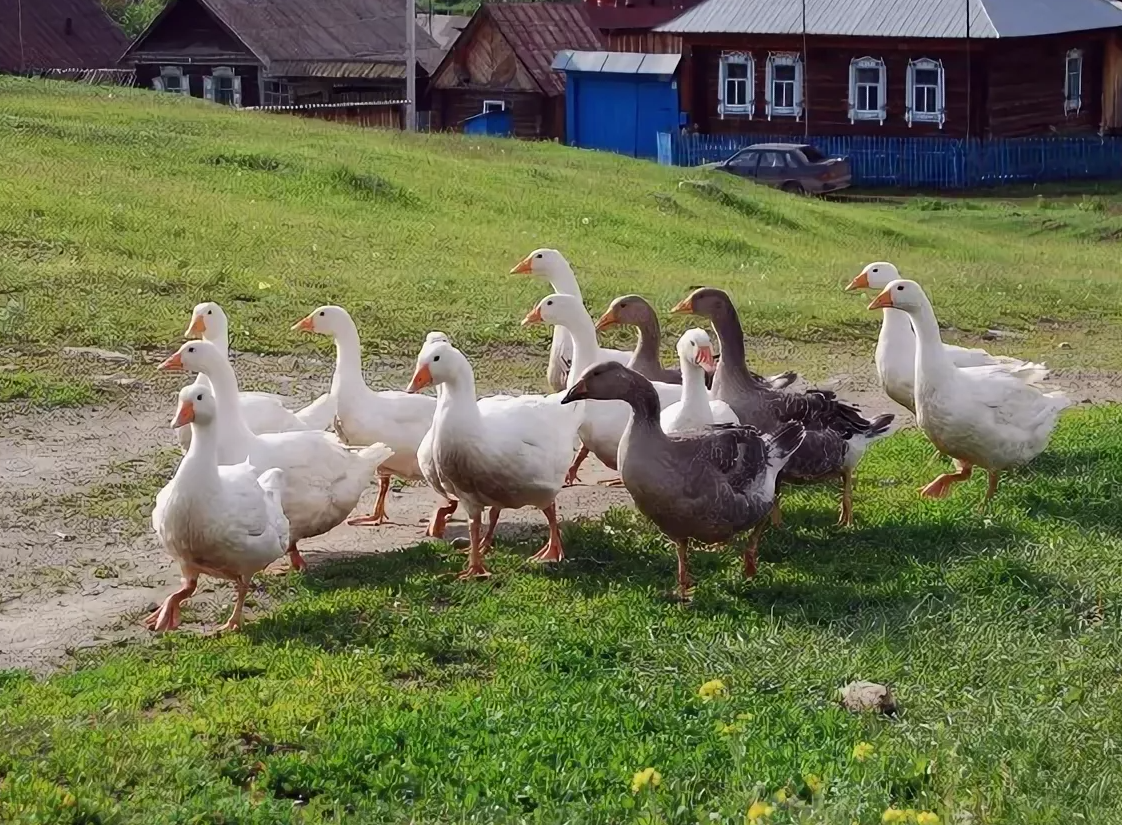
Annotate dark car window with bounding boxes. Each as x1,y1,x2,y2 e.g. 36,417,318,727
757,152,785,170
784,152,799,167
799,146,827,163
728,150,759,169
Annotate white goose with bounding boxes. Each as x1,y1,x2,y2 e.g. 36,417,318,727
522,293,681,485
660,329,740,434
150,383,289,633
175,302,336,451
868,279,1070,504
407,339,581,577
158,340,394,569
846,263,1049,412
293,306,436,526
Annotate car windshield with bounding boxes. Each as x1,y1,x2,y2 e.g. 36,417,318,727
799,146,827,162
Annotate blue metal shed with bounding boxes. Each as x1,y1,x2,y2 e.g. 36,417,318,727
552,50,682,160
462,109,513,137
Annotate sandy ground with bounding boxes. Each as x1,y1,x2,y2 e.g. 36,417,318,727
1,353,1117,673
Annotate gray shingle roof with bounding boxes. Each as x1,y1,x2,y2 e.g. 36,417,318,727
657,0,1122,38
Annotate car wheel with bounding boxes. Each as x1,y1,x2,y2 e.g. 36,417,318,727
781,181,805,195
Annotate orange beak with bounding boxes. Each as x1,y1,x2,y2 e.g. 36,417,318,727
868,288,895,311
594,308,619,332
185,314,206,338
291,315,316,333
406,363,433,393
509,256,534,275
696,345,716,373
845,271,871,292
172,399,195,428
670,296,693,315
521,305,544,327
157,351,184,372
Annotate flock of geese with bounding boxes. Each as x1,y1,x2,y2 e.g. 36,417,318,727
148,250,1070,631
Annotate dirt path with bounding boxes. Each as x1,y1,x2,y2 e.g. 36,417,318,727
1,357,1115,673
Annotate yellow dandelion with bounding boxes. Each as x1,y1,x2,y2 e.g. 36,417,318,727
804,773,824,794
852,741,875,761
698,679,727,700
630,767,661,794
257,281,271,290
747,800,775,821
881,808,908,824
775,788,788,804
736,712,754,722
916,813,940,825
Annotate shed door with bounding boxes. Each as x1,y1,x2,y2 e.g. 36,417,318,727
575,76,638,155
634,79,678,160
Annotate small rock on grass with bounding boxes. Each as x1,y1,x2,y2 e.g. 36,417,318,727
839,680,897,716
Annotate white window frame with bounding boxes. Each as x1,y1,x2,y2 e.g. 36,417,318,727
717,52,754,118
906,57,945,128
1065,48,1083,114
262,78,292,107
482,99,506,113
765,52,803,120
204,66,242,107
153,65,189,96
848,56,886,123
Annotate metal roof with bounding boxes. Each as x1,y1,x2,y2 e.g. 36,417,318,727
0,0,129,72
658,0,1122,38
552,49,681,74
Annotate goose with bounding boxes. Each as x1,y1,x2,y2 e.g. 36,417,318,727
868,279,1070,505
149,383,290,632
562,362,804,597
292,306,436,526
595,294,797,390
509,248,632,391
406,339,581,578
660,329,740,434
845,263,1049,412
522,293,682,486
157,341,394,570
417,331,502,547
672,287,895,526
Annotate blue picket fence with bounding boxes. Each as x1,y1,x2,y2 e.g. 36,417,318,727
655,132,1122,189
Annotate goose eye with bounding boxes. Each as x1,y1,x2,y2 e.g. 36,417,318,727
896,285,905,291
188,346,195,352
319,311,325,317
196,394,203,401
546,300,553,306
872,268,878,273
433,355,440,362
206,310,212,315
535,253,542,259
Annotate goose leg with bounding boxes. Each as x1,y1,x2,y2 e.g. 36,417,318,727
286,542,307,572
218,578,250,632
480,506,502,553
920,460,973,499
458,513,491,579
426,499,458,538
144,576,198,632
837,470,854,527
565,446,590,486
348,476,392,526
675,539,693,600
980,469,1001,511
770,495,783,528
529,503,564,563
743,520,767,579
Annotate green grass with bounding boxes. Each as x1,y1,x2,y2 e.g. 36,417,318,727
4,77,1122,390
0,371,98,408
4,409,1122,823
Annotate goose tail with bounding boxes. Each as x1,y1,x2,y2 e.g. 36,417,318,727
354,442,395,474
256,467,287,506
764,422,806,473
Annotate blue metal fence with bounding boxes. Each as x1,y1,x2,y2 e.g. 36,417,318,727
656,132,1122,189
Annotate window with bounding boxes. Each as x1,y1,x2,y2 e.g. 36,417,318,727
728,150,758,170
906,58,945,127
204,66,242,107
262,79,292,107
848,56,886,123
718,52,754,117
153,65,189,96
799,145,826,163
1065,49,1083,114
482,99,506,113
758,152,784,169
784,152,799,167
765,53,803,119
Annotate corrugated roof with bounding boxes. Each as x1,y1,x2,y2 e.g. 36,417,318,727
552,48,680,74
658,0,1122,38
0,0,129,72
486,2,604,95
417,13,471,50
585,4,697,31
127,0,443,73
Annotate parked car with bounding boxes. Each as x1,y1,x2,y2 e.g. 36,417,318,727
703,143,852,195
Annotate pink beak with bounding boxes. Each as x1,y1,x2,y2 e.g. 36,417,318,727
696,345,716,374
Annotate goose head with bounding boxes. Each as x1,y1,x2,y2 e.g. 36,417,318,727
425,331,451,346
595,294,654,333
157,339,226,375
670,287,731,320
521,293,588,331
561,361,643,405
509,248,572,283
677,328,717,374
406,340,466,393
846,262,900,292
185,301,227,341
868,279,928,313
292,305,353,337
172,382,218,429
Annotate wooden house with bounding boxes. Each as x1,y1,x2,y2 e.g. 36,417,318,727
0,0,128,74
122,0,442,128
582,0,702,54
658,0,1122,138
429,2,603,139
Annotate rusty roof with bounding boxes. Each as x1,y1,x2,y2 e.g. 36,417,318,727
0,0,129,72
127,0,443,73
486,2,604,95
